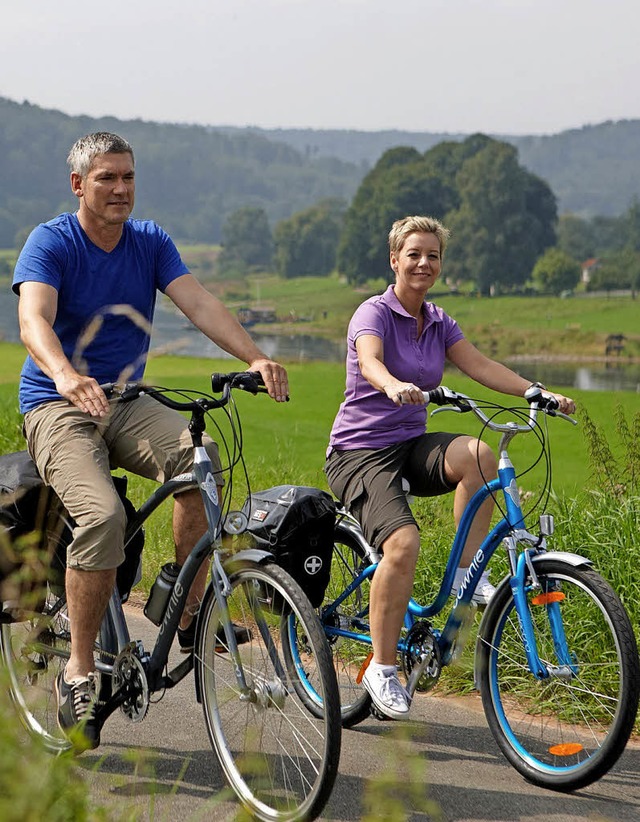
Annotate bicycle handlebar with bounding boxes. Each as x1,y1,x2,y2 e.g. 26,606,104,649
422,385,577,433
100,371,267,412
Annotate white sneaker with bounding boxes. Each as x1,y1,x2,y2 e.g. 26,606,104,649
362,666,410,720
450,569,496,606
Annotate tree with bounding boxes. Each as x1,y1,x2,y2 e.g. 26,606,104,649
336,147,457,284
217,207,273,274
444,141,557,295
336,135,556,292
274,198,347,279
556,214,595,262
587,248,640,297
531,248,581,294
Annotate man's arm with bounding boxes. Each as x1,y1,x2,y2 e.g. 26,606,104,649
17,281,109,416
165,274,289,402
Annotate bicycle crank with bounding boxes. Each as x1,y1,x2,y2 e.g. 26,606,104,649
401,621,442,693
113,642,150,722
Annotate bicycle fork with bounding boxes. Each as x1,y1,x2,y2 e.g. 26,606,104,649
505,534,576,681
498,446,576,682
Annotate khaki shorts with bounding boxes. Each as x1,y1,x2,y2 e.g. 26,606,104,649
324,433,461,552
23,395,223,571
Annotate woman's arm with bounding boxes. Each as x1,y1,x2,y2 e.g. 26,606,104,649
447,338,575,413
356,334,425,406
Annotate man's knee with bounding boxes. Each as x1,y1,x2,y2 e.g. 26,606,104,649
67,497,127,571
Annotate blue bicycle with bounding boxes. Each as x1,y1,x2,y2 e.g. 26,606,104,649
288,385,640,791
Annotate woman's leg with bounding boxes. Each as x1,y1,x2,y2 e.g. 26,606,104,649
444,435,497,565
369,524,420,665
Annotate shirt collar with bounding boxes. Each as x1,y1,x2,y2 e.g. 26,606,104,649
381,284,443,324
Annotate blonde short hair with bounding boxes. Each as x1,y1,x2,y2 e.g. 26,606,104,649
388,215,450,256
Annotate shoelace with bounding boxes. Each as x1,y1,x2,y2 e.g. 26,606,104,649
70,673,97,720
378,673,410,709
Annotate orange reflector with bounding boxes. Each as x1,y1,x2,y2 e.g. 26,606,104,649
531,591,566,605
356,652,373,684
548,743,584,756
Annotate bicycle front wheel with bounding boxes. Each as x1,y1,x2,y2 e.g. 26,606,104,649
476,558,640,790
196,560,341,822
1,584,116,753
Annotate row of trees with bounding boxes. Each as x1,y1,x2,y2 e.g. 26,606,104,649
209,134,640,296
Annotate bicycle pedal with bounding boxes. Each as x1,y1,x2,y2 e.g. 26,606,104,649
370,704,392,722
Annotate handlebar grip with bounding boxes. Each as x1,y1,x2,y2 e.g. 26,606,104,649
426,387,447,406
210,371,266,395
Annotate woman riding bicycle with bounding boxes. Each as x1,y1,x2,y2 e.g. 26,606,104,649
324,215,575,721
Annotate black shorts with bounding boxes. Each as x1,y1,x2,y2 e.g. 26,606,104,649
325,432,462,552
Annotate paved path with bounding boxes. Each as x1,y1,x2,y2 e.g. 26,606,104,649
81,604,640,822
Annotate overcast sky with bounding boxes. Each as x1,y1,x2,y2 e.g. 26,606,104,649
2,0,639,136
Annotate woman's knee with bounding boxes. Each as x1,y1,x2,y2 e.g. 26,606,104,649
474,439,497,476
381,525,420,569
447,436,496,481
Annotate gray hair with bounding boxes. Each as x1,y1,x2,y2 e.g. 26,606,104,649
66,132,134,176
388,215,451,257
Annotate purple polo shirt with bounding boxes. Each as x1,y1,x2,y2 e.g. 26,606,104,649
328,285,464,451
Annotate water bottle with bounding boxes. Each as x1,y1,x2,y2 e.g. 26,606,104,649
144,562,180,626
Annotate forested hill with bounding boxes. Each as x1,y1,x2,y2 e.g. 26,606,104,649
221,120,640,218
0,97,362,248
1,95,639,248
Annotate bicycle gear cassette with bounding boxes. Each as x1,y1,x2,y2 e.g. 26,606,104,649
401,621,442,692
113,642,150,722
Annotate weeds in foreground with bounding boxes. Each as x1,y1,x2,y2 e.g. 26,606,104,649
361,723,442,822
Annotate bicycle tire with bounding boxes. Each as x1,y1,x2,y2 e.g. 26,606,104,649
1,583,117,754
195,559,341,822
476,558,640,790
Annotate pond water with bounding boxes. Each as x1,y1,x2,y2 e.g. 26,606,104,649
1,292,639,393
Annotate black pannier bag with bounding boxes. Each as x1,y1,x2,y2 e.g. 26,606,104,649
0,450,143,602
241,485,336,608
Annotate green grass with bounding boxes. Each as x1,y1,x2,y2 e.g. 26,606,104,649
231,274,640,362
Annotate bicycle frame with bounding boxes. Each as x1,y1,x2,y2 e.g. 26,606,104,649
97,381,276,721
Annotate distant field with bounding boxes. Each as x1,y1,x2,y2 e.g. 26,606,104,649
3,345,638,498
211,272,640,363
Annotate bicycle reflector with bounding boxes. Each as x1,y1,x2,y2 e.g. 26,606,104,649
531,592,566,605
548,743,584,756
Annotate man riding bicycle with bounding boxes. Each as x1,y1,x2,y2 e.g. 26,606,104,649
12,131,289,749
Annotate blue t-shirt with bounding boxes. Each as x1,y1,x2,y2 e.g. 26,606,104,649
12,213,189,412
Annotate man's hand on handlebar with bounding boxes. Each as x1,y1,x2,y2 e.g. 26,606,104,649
247,358,289,403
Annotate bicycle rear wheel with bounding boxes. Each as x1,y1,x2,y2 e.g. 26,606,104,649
196,560,341,822
1,584,116,753
293,526,373,728
476,558,640,790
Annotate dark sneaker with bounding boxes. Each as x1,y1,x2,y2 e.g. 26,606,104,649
54,670,100,750
177,618,252,653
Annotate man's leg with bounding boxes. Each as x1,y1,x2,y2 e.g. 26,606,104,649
173,487,211,630
65,567,116,679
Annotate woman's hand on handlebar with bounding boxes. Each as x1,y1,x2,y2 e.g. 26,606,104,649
247,358,289,402
543,390,575,416
383,381,426,407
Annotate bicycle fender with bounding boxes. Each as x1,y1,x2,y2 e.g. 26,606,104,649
530,551,593,568
335,518,381,561
224,547,275,567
